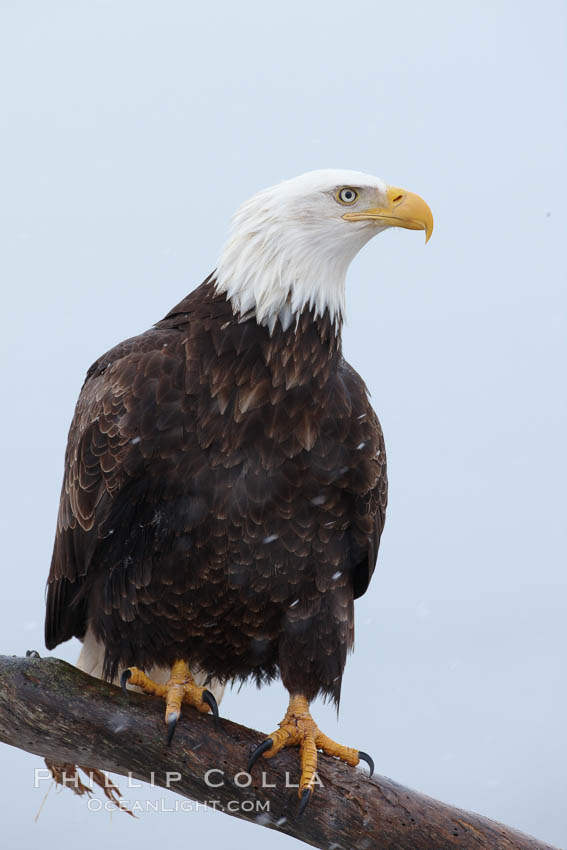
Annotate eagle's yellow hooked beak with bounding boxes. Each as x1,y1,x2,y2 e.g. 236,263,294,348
342,186,434,243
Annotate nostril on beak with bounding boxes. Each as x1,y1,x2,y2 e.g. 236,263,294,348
386,186,407,208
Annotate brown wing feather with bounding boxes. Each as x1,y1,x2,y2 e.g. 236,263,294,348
45,327,181,649
339,362,388,599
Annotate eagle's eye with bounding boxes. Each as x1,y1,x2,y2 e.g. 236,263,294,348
336,187,359,205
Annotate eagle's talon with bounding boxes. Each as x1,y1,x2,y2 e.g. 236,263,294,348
297,788,312,817
247,738,274,773
257,695,365,804
202,689,220,729
166,712,179,746
120,668,132,694
120,661,216,741
358,750,374,778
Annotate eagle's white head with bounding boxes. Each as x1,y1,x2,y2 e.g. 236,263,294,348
215,169,433,333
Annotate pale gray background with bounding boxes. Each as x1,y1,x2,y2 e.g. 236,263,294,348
0,1,565,848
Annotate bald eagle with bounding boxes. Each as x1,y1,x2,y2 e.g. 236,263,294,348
45,169,433,811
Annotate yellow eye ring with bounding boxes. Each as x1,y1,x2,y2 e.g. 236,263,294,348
336,187,359,205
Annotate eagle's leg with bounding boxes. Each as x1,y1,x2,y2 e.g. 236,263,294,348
247,694,373,814
120,660,219,743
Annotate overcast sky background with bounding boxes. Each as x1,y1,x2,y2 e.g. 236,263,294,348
0,1,565,848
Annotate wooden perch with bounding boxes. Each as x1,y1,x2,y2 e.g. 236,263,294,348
0,654,558,850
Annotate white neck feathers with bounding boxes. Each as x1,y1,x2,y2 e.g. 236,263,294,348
214,173,380,332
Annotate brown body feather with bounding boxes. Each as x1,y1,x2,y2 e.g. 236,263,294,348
45,277,387,704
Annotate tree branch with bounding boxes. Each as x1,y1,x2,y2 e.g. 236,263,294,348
0,655,558,849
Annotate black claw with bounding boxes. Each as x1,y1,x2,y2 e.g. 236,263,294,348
202,689,220,730
247,738,274,774
297,788,312,817
167,712,179,746
358,750,374,778
120,669,132,695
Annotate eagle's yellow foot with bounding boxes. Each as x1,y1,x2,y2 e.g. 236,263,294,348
247,695,373,815
120,660,219,744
